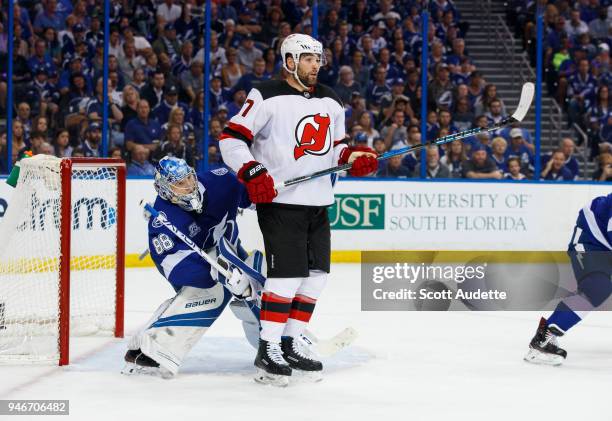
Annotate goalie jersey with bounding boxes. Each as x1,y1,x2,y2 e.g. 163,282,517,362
148,168,251,289
573,193,612,251
219,80,347,207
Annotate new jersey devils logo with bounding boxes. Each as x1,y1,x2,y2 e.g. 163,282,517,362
294,113,332,160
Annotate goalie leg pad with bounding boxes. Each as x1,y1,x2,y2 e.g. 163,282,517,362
135,283,231,376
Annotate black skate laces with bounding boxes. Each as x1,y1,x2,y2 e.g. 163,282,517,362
267,342,288,365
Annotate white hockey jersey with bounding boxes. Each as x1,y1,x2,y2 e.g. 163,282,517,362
219,80,347,207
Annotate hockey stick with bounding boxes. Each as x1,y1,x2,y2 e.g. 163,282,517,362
143,202,357,356
274,82,535,189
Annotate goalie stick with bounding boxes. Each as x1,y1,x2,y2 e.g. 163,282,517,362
142,202,357,357
275,82,535,189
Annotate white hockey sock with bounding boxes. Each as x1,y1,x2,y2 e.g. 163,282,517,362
259,277,301,343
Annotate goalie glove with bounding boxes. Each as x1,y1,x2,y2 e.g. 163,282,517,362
338,146,378,176
226,268,256,300
237,161,277,203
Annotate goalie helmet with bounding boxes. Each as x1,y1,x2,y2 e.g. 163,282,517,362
154,157,204,213
280,33,326,87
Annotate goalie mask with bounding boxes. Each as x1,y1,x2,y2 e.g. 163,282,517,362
281,33,326,90
154,157,205,213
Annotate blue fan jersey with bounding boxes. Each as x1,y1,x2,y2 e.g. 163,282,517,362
148,168,251,290
571,193,612,252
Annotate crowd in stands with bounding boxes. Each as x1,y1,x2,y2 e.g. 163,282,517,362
0,0,609,182
508,0,612,178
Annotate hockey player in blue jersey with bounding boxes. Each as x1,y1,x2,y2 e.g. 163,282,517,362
525,193,612,365
123,156,261,377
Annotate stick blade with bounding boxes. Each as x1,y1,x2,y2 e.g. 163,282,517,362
511,82,535,122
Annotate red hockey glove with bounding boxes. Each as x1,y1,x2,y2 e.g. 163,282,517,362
339,146,379,176
237,161,277,203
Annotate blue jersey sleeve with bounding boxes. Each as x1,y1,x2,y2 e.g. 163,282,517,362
575,193,612,251
148,199,216,289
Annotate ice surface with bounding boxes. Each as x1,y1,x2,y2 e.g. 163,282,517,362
2,265,612,421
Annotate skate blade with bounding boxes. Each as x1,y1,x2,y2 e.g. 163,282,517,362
290,369,323,383
524,349,564,366
253,368,290,387
121,363,174,379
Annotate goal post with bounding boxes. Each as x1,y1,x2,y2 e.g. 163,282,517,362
0,156,126,365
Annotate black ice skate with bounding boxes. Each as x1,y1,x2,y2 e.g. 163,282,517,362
121,349,168,377
281,336,323,381
254,339,292,387
524,318,567,366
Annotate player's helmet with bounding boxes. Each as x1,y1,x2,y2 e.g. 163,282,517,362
154,157,204,213
280,33,326,74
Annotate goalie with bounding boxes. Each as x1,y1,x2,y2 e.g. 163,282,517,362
123,157,262,377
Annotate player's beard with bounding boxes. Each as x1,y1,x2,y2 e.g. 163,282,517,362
296,66,318,87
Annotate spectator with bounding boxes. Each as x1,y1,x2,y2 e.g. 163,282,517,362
11,120,27,164
566,59,597,126
121,85,140,130
127,144,156,176
141,70,166,110
377,147,412,178
87,77,124,127
34,0,64,34
222,48,247,89
504,157,527,180
226,89,247,120
154,123,195,166
151,85,190,125
180,60,205,104
124,99,162,153
237,34,263,73
172,41,194,77
381,109,408,149
588,8,608,42
81,121,102,157
440,139,467,178
157,0,182,26
505,128,534,175
453,96,475,131
161,106,194,140
414,145,451,179
335,66,361,105
53,128,73,157
155,23,181,58
559,137,579,179
475,84,506,117
490,136,508,172
462,144,502,179
118,42,146,84
109,146,123,160
428,63,454,110
485,99,507,126
37,141,55,156
564,9,589,39
233,57,270,94
357,112,380,147
24,131,47,156
541,150,574,181
592,151,612,181
366,65,391,111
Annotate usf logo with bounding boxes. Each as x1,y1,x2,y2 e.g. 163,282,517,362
329,194,384,230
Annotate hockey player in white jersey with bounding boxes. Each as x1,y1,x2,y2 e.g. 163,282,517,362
525,193,612,365
219,33,378,385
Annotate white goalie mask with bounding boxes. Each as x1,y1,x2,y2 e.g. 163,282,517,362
280,33,326,90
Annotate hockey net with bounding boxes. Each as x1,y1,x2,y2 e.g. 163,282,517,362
0,156,125,365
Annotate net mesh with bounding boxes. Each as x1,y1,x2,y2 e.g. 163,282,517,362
0,156,119,363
